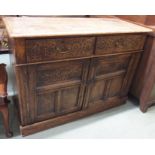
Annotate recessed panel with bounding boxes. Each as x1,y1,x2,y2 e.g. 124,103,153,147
89,80,106,103
108,75,124,97
37,92,56,116
60,86,80,113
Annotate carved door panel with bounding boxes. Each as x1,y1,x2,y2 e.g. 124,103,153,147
27,59,89,123
83,53,141,108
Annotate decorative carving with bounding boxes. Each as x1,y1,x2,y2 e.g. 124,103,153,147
37,62,82,86
96,34,145,54
96,56,130,76
26,37,95,62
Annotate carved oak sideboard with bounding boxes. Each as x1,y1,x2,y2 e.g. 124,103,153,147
3,17,152,136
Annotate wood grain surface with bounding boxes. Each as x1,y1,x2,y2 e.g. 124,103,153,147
3,17,152,38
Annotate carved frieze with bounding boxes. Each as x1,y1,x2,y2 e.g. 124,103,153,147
26,37,95,62
96,34,146,54
37,62,83,86
96,56,130,76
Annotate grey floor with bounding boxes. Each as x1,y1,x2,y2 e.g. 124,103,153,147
1,98,155,139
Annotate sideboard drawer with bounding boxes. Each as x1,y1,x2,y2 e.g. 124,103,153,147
95,34,146,55
26,37,95,62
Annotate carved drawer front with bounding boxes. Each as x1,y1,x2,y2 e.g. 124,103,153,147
26,37,95,63
83,53,139,108
27,59,89,123
95,34,146,55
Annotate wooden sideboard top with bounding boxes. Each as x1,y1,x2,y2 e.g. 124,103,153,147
147,25,155,32
143,25,155,37
2,17,152,38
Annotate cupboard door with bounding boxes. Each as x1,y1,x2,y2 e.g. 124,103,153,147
83,53,141,108
27,59,89,123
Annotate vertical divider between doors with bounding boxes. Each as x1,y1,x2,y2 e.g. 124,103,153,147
82,36,98,109
81,59,93,109
78,60,89,108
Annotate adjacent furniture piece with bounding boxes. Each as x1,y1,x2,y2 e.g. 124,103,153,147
3,17,151,136
0,63,13,137
130,29,155,112
0,17,10,54
116,15,155,25
116,16,155,112
0,18,12,137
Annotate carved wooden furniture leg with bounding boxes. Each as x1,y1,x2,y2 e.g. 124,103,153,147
0,103,13,138
0,64,13,138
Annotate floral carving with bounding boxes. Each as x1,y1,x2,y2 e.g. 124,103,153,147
37,63,82,86
26,37,95,62
96,34,145,53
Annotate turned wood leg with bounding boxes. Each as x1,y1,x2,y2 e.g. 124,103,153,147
1,104,13,138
